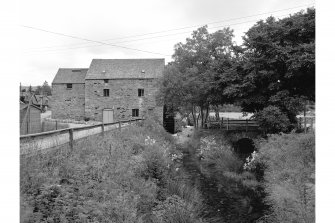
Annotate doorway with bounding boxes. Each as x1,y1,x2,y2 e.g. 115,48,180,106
103,109,114,123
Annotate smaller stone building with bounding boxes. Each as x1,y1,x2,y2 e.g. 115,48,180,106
51,68,88,120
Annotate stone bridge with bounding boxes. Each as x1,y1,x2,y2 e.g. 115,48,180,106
223,130,263,155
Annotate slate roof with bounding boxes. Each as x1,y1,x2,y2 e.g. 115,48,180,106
52,68,88,84
85,59,165,79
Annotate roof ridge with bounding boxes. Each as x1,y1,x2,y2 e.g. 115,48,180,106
58,68,89,70
91,58,165,60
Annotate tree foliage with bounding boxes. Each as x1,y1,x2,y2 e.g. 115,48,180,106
237,8,315,124
36,81,52,96
157,26,236,128
158,8,315,133
253,105,291,134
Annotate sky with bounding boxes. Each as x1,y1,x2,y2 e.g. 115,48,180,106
15,0,314,86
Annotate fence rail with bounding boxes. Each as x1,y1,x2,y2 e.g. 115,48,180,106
205,118,259,131
20,118,144,155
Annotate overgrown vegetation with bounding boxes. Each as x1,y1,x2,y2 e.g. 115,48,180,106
179,129,315,223
179,130,267,222
253,133,315,223
20,119,206,222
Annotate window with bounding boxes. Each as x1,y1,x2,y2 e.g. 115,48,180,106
138,88,144,97
104,79,108,83
66,84,72,89
148,108,154,115
132,109,139,117
103,89,109,97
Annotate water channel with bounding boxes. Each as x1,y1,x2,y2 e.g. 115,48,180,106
178,129,268,222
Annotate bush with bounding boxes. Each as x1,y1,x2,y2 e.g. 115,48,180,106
199,135,243,174
21,117,206,222
152,195,205,223
253,106,291,134
192,130,267,222
258,133,315,223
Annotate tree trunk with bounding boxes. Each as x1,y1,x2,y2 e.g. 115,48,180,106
191,105,197,128
204,105,209,126
200,106,204,128
196,107,201,129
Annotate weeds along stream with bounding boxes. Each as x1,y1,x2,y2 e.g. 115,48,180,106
179,129,268,223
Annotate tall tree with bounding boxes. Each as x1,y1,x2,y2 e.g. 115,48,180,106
236,8,315,128
157,26,236,128
41,81,52,96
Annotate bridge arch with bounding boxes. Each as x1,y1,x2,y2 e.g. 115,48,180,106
223,131,261,157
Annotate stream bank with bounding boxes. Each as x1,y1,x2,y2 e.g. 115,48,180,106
175,127,268,222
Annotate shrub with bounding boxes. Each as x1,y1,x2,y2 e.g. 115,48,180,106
199,135,243,173
20,117,209,222
253,106,291,134
258,133,315,223
193,130,268,222
152,195,205,223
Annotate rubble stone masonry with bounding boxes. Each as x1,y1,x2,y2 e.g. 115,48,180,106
85,79,162,122
51,83,85,120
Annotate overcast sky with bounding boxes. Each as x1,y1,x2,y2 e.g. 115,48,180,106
17,0,314,86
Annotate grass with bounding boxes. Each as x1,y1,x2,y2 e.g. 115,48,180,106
257,133,315,223
20,118,206,223
180,129,267,222
41,120,69,132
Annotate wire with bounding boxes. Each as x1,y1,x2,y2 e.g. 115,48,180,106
21,25,171,56
22,11,301,55
23,3,314,52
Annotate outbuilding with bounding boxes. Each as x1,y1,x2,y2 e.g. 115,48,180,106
20,101,42,135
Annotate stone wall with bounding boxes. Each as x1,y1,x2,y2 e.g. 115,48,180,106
85,79,162,122
51,83,85,120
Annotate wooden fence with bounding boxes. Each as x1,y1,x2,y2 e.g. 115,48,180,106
297,116,315,133
20,118,144,155
205,118,259,131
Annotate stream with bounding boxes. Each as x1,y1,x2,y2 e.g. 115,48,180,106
178,129,267,222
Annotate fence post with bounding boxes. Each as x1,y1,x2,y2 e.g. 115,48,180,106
101,123,104,136
298,117,302,130
304,117,307,134
227,118,229,131
42,121,45,132
69,128,74,150
246,119,248,132
311,117,314,133
119,120,121,131
56,121,58,130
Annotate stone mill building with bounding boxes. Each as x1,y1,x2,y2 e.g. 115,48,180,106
51,58,164,123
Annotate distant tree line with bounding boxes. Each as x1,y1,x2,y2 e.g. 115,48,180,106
157,8,315,132
21,81,52,96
